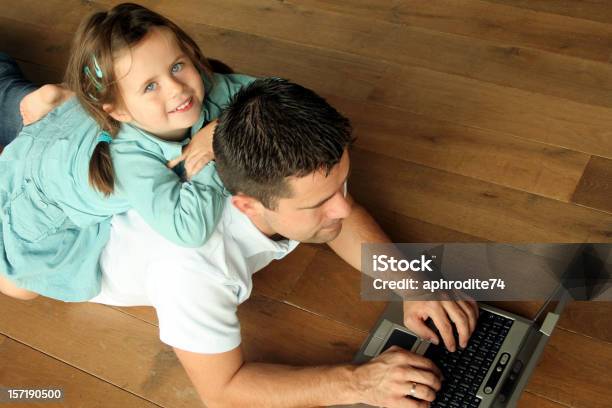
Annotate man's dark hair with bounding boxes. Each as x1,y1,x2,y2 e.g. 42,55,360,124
213,78,354,209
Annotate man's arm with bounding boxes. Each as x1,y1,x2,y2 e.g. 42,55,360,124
327,195,479,352
175,344,441,408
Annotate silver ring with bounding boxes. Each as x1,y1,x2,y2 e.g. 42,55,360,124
409,381,417,397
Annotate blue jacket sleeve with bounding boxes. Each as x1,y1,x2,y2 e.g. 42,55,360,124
113,149,227,247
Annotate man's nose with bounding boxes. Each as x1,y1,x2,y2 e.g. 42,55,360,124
326,191,352,220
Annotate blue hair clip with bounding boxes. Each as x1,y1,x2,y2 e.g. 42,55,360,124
98,131,113,144
84,66,103,91
92,55,103,78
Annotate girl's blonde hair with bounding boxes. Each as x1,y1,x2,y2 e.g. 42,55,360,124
65,2,212,195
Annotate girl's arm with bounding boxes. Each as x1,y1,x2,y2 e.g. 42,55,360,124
113,147,228,247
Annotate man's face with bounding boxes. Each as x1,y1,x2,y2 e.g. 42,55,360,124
249,150,352,243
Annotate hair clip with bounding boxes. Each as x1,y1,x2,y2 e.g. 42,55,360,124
92,55,103,78
84,66,104,91
97,131,113,144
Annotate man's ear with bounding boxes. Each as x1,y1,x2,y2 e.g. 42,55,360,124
103,103,132,123
231,193,264,217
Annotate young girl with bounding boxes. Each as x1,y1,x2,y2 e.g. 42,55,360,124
0,3,254,301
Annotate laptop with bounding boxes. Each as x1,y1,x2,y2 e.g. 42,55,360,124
340,284,570,408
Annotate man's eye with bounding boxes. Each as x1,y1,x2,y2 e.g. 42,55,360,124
171,62,184,74
145,83,157,93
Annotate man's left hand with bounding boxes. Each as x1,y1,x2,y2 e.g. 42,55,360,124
403,293,479,352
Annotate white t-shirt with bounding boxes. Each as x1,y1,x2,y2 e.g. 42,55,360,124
90,198,299,353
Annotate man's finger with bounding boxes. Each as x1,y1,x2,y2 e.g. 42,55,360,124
404,316,439,346
444,302,470,349
430,310,456,352
457,300,478,335
399,352,443,379
398,379,437,402
403,368,442,392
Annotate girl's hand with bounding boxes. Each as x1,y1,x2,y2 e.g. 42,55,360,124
20,84,74,126
167,119,217,180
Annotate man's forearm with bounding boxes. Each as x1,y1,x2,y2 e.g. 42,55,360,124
216,362,357,408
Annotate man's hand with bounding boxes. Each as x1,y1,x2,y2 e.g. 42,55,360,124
353,346,442,408
167,119,217,179
403,292,479,352
19,84,74,126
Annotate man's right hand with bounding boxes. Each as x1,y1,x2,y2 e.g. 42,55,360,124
352,345,442,408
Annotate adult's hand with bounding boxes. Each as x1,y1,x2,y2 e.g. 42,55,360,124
353,346,442,408
403,292,479,352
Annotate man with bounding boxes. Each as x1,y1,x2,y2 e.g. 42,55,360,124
91,78,478,407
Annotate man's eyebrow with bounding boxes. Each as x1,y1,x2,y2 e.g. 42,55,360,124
138,54,186,91
298,174,350,210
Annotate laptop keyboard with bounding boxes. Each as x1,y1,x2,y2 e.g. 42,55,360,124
423,310,514,407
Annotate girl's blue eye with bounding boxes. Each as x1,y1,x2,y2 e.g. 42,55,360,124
171,62,184,74
145,82,157,93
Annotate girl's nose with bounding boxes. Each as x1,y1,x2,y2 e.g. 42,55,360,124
167,76,184,98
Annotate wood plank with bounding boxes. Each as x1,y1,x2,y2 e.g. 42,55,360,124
0,333,158,408
518,391,569,408
348,148,612,242
330,95,590,202
369,64,612,158
484,0,612,26
558,301,612,344
5,10,612,159
252,244,319,301
293,0,612,63
238,295,366,365
0,17,72,72
359,206,488,243
0,296,203,408
572,156,612,214
285,248,387,332
15,60,62,85
526,328,612,408
115,0,612,110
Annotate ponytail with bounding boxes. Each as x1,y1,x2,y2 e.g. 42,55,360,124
89,140,115,196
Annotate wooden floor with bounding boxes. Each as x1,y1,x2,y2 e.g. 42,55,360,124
1,1,611,407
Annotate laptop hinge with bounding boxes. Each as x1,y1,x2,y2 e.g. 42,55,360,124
539,312,559,337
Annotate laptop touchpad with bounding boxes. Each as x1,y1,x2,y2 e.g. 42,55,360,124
381,329,418,353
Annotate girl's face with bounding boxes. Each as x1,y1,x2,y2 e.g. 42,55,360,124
105,27,205,140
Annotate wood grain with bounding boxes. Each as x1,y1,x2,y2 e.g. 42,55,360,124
558,301,612,344
518,391,569,408
0,333,158,408
526,327,612,408
572,156,612,214
238,295,367,365
483,0,612,26
286,248,387,332
330,95,590,202
252,244,319,301
0,296,202,408
349,148,612,242
294,0,612,63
